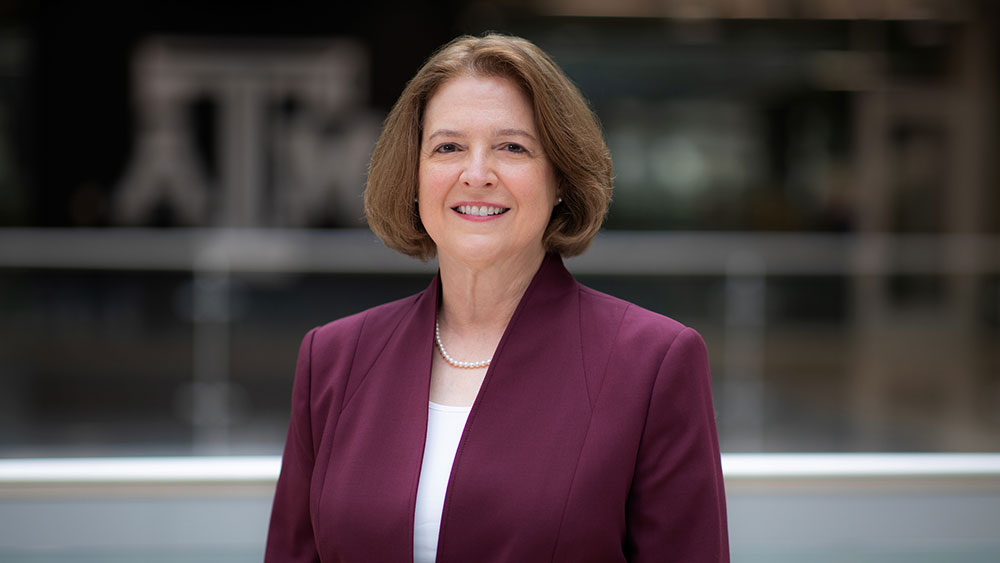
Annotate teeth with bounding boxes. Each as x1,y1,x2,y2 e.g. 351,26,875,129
457,205,507,216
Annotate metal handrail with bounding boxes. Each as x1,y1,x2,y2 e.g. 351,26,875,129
2,454,998,486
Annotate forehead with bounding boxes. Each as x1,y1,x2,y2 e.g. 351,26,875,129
423,74,536,133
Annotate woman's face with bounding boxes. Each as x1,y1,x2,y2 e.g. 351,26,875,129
418,74,558,269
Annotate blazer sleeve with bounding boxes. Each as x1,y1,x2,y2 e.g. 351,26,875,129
624,327,730,562
265,327,321,563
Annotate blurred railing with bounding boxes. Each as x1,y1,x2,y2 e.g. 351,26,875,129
4,228,997,452
0,454,998,562
1,228,998,275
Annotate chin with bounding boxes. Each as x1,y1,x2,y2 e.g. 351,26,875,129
441,242,543,269
441,245,504,266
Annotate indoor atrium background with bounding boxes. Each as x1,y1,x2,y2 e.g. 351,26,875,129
0,1,998,561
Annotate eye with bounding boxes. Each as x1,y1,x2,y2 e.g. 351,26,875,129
433,143,459,154
503,143,527,153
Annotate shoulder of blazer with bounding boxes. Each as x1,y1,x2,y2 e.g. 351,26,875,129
311,292,422,356
576,282,691,364
307,291,425,408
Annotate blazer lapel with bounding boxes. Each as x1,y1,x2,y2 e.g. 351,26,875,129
437,254,593,560
318,274,439,561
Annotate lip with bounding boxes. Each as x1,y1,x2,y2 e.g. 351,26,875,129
451,201,510,222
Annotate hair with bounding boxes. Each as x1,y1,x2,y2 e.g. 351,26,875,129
364,33,613,260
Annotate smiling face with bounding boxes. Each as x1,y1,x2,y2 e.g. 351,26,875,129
418,74,559,270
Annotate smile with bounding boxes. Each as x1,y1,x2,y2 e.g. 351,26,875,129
453,205,510,217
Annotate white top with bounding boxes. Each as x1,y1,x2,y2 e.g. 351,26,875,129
413,401,472,563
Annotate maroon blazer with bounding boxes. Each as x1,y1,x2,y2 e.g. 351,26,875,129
265,254,729,562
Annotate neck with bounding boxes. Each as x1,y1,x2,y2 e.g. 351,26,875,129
436,249,545,345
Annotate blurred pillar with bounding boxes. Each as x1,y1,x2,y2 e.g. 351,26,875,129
939,15,993,447
850,14,993,450
722,252,766,451
849,20,891,449
191,238,233,453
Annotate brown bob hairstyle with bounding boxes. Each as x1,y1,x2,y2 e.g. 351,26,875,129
364,33,613,260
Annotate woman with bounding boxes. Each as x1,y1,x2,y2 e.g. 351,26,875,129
266,34,729,562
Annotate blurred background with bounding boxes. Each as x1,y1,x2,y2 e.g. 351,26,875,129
0,0,998,561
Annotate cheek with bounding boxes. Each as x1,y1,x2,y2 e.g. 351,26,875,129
524,167,558,207
417,164,430,195
418,163,453,197
417,167,445,233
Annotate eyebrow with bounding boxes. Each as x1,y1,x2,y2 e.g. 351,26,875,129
494,128,537,141
425,128,537,141
426,129,463,141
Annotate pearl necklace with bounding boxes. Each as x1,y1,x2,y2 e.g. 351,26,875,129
435,320,491,369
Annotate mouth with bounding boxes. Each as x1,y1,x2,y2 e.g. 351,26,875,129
453,204,510,217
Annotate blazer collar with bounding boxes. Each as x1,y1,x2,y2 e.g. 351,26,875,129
394,252,581,387
375,249,587,452
350,251,584,443
415,252,582,401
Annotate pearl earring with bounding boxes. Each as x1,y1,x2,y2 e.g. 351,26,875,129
557,197,563,204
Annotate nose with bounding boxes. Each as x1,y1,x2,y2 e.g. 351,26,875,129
459,150,497,188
